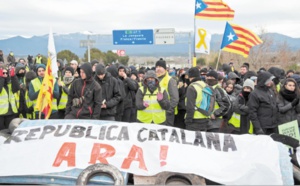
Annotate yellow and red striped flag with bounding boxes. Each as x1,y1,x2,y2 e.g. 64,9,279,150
220,22,263,58
195,0,235,21
35,29,56,119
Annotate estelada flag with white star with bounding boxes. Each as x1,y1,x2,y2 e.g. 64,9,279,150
220,22,263,58
195,27,211,54
194,0,235,21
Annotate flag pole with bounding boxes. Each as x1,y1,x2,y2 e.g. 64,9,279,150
215,49,222,71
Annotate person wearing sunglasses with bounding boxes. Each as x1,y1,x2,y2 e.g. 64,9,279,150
0,67,19,129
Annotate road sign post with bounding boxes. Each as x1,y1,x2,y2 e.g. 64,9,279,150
112,29,154,45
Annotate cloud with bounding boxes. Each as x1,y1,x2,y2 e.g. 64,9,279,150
0,0,299,39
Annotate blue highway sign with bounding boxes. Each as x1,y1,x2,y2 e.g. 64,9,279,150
113,29,154,45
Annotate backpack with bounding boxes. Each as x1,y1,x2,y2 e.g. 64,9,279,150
193,83,215,116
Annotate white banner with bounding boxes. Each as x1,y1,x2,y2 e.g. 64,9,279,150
195,27,211,54
0,120,288,185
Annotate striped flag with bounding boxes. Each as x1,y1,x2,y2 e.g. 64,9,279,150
195,0,235,21
35,29,56,119
220,22,263,58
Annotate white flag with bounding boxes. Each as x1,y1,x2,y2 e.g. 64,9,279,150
195,27,211,54
48,28,58,78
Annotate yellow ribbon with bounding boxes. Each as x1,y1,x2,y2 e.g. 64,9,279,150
196,28,207,50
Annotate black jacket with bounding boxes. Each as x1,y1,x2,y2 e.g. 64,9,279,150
248,72,278,131
95,72,121,117
65,63,102,119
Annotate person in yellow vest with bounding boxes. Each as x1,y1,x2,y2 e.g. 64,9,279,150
57,66,75,119
229,79,255,134
0,67,19,129
14,63,27,118
28,64,60,119
24,71,37,119
136,70,170,125
155,58,179,126
35,54,42,65
206,70,232,133
185,67,211,131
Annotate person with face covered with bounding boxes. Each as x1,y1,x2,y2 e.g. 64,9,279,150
136,70,170,125
57,66,75,119
65,63,102,119
13,63,27,118
29,64,60,119
277,78,300,126
206,70,232,132
229,79,255,134
23,71,37,119
248,71,278,135
0,67,20,129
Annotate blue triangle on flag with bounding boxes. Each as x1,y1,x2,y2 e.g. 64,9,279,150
195,0,208,15
220,22,238,49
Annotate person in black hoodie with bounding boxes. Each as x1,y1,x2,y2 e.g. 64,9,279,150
106,65,125,121
248,71,278,135
94,64,121,121
65,63,102,119
118,65,139,122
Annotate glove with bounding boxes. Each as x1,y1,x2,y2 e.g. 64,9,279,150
157,92,163,101
255,128,265,135
143,101,149,108
10,67,15,77
72,97,84,107
0,68,3,77
291,98,299,107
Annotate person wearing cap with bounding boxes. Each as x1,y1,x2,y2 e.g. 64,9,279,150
248,71,278,135
206,70,231,132
229,79,255,134
70,60,80,79
65,63,102,119
94,64,121,121
28,64,60,119
155,58,179,126
136,70,170,125
0,66,19,129
57,66,75,119
277,78,300,126
185,67,211,131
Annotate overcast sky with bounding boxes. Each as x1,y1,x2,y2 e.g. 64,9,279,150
1,0,299,39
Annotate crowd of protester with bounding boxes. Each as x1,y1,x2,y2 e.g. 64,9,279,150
0,54,299,136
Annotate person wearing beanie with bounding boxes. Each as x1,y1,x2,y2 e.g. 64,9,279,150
185,67,211,131
57,66,75,119
136,70,170,125
228,79,255,134
70,60,80,79
118,65,139,122
248,71,277,135
155,58,179,126
65,63,102,120
277,78,300,126
29,62,60,119
94,64,121,121
0,66,20,129
205,70,232,133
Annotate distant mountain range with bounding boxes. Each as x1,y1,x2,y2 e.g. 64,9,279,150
0,32,299,58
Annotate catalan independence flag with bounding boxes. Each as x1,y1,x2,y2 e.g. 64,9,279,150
35,29,56,119
195,0,235,21
220,22,263,58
